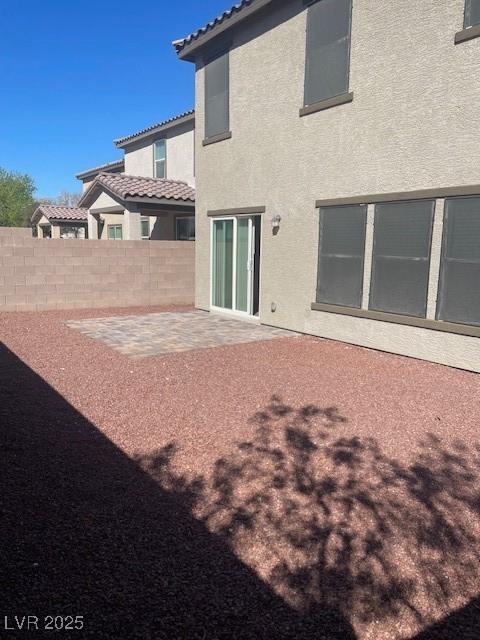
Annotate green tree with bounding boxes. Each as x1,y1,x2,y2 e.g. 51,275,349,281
0,167,36,227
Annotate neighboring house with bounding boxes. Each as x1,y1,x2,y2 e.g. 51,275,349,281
76,159,125,193
173,0,480,372
78,173,195,241
79,110,196,240
31,204,88,239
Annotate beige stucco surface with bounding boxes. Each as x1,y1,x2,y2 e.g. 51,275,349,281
88,190,123,212
192,0,480,371
89,210,180,241
81,177,94,193
123,120,195,186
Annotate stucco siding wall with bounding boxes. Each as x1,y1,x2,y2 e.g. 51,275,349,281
124,142,154,178
0,227,194,311
193,0,480,371
89,191,122,212
98,213,124,240
165,127,195,186
150,213,176,240
123,121,195,186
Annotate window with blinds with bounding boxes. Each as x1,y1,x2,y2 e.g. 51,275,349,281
369,200,435,318
437,197,480,326
465,0,480,27
204,50,230,140
316,204,367,308
304,0,352,106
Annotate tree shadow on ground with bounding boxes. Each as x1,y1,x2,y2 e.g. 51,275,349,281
136,395,480,639
1,346,354,639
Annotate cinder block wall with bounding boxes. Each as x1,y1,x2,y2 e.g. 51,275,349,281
0,228,194,311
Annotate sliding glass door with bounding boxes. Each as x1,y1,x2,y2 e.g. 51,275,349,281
212,219,234,309
212,216,259,315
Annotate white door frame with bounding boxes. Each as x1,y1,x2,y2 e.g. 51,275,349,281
210,215,258,318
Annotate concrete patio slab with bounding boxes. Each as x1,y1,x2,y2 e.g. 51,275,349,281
66,310,297,357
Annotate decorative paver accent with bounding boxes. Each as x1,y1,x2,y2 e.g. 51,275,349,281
66,310,297,357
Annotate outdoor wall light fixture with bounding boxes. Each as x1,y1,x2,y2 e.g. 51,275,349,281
271,214,281,231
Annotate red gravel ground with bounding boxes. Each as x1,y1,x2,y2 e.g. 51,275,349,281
1,305,480,640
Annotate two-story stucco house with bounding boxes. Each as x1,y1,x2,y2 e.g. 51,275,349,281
78,110,196,241
173,0,480,372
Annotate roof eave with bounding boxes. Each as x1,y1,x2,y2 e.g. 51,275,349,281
75,162,124,181
114,111,195,149
45,218,88,224
124,195,195,207
174,0,275,61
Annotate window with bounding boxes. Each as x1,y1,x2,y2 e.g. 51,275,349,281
317,205,367,308
60,226,86,239
204,49,230,140
41,225,51,238
437,197,480,326
154,139,166,178
176,216,195,241
369,201,435,318
141,217,150,240
465,0,480,27
107,224,123,240
304,0,352,107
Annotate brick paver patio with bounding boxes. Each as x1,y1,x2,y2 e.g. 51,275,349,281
66,310,297,357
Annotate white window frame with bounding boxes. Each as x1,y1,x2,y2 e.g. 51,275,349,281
141,217,150,240
209,215,259,318
153,139,166,179
107,224,123,240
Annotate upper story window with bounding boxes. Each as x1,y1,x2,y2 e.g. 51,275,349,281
154,139,166,178
303,0,353,111
465,0,480,27
204,49,230,143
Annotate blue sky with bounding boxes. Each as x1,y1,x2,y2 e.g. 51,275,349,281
0,0,229,198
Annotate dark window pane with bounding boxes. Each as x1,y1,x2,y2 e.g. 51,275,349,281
439,262,480,326
465,0,480,27
304,0,352,105
370,258,431,317
444,197,480,261
321,204,367,256
205,51,229,139
318,255,364,307
308,0,351,46
141,219,150,239
369,200,434,318
374,201,434,258
176,217,195,241
437,197,480,326
317,204,367,308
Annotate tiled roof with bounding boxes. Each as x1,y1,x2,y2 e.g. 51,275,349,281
32,205,87,223
114,110,195,147
78,173,195,207
76,159,124,180
173,0,268,56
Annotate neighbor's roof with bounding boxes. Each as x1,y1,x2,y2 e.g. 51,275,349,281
114,110,195,147
32,205,87,223
78,173,195,208
75,159,124,181
173,0,273,59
